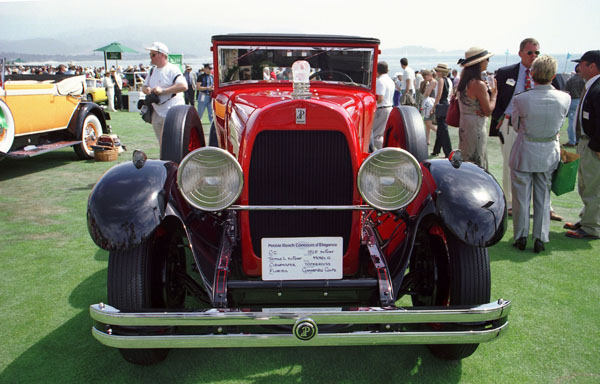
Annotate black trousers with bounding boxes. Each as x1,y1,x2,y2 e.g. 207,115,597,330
433,114,452,157
184,90,196,107
114,87,122,110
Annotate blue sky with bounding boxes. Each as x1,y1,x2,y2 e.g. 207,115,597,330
0,0,597,55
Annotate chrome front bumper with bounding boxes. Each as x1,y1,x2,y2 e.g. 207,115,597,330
90,299,511,349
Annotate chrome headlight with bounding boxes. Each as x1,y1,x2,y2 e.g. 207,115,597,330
357,148,422,211
177,147,243,211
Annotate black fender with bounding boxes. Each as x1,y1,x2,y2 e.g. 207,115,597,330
87,159,178,251
69,101,109,138
424,159,507,247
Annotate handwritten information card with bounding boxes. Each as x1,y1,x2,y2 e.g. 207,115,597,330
261,237,343,281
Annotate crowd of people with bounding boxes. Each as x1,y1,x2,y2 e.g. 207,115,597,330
380,39,599,252
3,62,150,80
4,38,599,251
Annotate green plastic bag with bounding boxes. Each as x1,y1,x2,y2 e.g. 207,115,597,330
552,157,579,196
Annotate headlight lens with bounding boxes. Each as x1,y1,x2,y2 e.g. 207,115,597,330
357,148,422,211
177,147,243,211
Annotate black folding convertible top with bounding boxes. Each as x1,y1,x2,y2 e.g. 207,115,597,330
212,34,380,45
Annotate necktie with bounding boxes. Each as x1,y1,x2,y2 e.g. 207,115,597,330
575,99,582,140
525,68,532,90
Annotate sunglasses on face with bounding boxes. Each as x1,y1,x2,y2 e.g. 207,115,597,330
149,53,156,58
526,50,540,56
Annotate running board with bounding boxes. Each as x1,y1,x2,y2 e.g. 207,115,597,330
0,140,80,159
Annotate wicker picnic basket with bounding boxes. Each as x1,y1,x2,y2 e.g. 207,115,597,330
93,135,119,162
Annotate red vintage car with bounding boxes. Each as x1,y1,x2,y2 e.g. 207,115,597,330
87,34,510,365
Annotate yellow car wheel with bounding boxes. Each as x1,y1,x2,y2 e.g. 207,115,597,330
0,100,15,155
74,114,102,160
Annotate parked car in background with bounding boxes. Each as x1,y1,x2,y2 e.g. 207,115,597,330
85,78,108,104
87,34,510,365
0,72,110,160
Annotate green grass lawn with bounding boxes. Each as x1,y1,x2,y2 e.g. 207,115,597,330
0,110,598,383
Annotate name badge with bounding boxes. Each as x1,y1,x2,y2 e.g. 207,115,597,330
506,79,516,86
583,111,590,120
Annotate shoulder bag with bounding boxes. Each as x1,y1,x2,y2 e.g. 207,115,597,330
445,93,460,127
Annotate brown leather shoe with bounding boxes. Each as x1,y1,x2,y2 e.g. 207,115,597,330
563,222,581,230
550,211,563,221
565,229,600,239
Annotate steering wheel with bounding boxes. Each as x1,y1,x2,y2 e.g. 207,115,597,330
309,70,354,82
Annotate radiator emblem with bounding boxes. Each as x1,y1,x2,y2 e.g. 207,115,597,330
296,108,306,124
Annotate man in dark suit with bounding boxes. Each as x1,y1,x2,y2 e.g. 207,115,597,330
490,38,563,220
564,50,600,239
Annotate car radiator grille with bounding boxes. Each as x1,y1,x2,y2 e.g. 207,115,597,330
248,130,354,257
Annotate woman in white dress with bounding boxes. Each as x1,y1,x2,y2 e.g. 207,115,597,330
420,69,437,145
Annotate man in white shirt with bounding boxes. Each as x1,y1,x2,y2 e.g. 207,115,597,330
400,58,416,106
142,42,188,145
370,61,395,151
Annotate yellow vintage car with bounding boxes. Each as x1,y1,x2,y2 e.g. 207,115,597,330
85,78,108,104
0,73,110,160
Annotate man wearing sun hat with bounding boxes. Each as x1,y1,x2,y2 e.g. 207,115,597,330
183,64,197,107
564,50,600,240
490,38,563,221
142,41,188,145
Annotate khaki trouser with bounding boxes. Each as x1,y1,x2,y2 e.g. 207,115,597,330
577,137,600,236
499,117,518,209
152,111,166,146
511,168,553,242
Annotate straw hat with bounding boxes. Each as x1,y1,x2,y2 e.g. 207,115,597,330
433,63,451,74
458,47,494,67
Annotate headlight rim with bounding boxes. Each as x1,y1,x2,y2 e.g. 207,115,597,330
177,146,244,212
357,147,423,211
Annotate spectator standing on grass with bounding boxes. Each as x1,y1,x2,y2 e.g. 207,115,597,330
420,69,438,145
393,73,402,106
490,38,563,220
370,61,395,151
415,70,424,106
564,50,600,240
456,47,497,170
564,64,586,147
452,69,460,89
400,58,416,106
183,65,197,107
103,72,116,112
510,55,570,253
197,63,215,145
142,42,187,145
111,68,123,110
431,63,453,158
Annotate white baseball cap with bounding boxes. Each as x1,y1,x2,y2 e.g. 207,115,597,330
145,42,169,55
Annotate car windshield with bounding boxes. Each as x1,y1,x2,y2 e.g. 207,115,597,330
218,45,374,88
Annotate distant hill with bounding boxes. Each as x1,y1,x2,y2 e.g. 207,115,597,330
1,35,460,63
383,45,463,56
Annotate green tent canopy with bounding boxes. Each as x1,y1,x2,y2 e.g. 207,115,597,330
93,42,138,70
